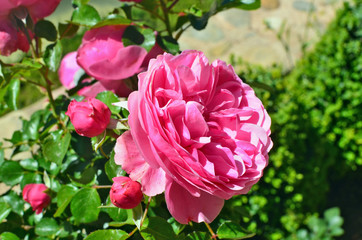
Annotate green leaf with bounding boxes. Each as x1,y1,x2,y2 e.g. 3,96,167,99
0,202,11,222
69,167,96,185
70,188,101,223
22,110,42,141
20,173,42,189
132,203,143,230
20,158,38,171
42,130,71,165
0,232,20,240
105,151,126,181
54,185,78,217
95,91,121,115
0,143,4,166
0,161,24,186
101,197,128,222
92,17,131,29
71,4,101,26
2,190,24,216
218,0,261,10
122,26,156,52
44,41,62,71
324,207,344,228
168,217,186,235
34,20,57,41
58,23,79,39
4,78,20,110
156,35,179,55
217,221,254,239
185,231,210,240
84,230,128,240
141,216,176,240
35,218,60,237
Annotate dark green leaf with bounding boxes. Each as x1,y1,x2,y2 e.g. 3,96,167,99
2,190,24,216
71,4,101,26
44,41,62,71
42,130,71,165
0,143,4,166
58,23,79,39
101,197,128,222
20,173,42,189
185,231,210,240
105,151,126,181
54,185,78,217
0,202,11,222
156,35,179,55
35,218,60,236
0,161,24,186
0,232,20,240
95,91,121,115
22,110,42,141
69,167,96,185
168,217,186,235
70,188,100,223
20,158,38,171
218,0,261,10
84,230,128,240
34,20,57,41
4,78,20,110
141,216,176,240
122,26,156,52
217,221,254,239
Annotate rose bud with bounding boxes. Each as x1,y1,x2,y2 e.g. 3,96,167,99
110,176,143,209
22,184,51,214
66,98,111,138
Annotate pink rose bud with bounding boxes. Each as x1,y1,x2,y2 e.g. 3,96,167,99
65,98,111,138
110,176,143,209
22,183,51,214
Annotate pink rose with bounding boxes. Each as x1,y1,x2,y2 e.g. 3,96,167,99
114,50,272,224
110,176,143,209
76,25,164,82
0,19,29,56
59,51,133,98
0,0,61,55
22,183,51,214
66,98,111,138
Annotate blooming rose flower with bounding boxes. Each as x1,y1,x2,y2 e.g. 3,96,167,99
59,51,133,98
76,25,164,82
110,176,143,209
0,0,61,55
66,98,111,138
114,50,272,224
22,183,51,214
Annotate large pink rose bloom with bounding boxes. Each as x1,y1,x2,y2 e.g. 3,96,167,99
0,0,61,56
115,50,273,224
77,25,164,82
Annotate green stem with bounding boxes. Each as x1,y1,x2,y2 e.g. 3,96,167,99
140,197,152,227
92,185,111,189
160,0,173,37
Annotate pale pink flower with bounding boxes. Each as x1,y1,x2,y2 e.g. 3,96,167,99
114,50,273,224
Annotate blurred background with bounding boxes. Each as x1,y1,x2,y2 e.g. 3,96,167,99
0,0,361,239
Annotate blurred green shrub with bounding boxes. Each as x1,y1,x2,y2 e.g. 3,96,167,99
225,1,361,239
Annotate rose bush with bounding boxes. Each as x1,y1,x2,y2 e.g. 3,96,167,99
22,184,51,214
115,50,273,224
66,98,111,137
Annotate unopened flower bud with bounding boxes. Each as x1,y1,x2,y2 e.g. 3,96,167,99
110,176,143,209
22,184,51,214
66,98,111,138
